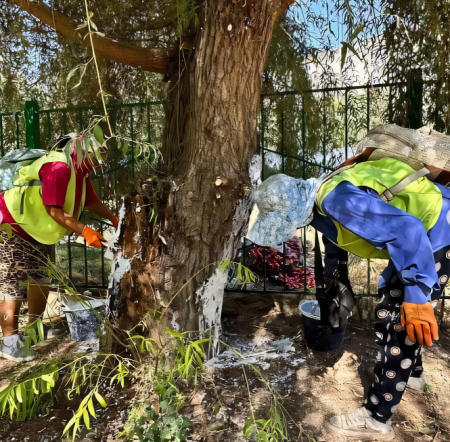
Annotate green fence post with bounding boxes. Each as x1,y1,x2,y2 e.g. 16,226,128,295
24,101,41,149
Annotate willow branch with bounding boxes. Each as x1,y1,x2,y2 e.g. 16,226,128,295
12,0,172,74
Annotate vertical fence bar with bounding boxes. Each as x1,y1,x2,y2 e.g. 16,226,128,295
130,107,135,182
83,213,88,287
77,109,83,132
366,86,371,294
301,106,306,179
301,100,307,296
283,242,286,293
147,103,152,144
24,101,41,149
261,98,265,181
15,112,20,150
263,247,267,292
281,110,285,174
68,235,72,282
366,87,370,132
62,112,68,134
323,91,326,170
303,228,307,296
0,115,4,156
47,113,52,141
344,88,348,160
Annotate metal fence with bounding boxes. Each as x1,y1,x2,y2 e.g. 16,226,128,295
0,80,430,295
0,101,165,289
226,81,425,297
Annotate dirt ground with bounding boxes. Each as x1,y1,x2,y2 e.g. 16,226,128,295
1,292,450,441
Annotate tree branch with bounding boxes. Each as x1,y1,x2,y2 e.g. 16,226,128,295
12,0,172,74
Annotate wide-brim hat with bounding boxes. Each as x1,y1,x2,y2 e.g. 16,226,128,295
246,173,325,252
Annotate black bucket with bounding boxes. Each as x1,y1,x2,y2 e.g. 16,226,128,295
299,300,347,352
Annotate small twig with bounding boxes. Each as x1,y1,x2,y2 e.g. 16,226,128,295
242,366,256,427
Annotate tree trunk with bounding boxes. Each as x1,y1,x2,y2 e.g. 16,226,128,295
110,1,282,342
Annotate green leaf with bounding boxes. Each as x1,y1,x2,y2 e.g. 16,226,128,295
41,375,55,388
93,125,105,144
83,408,91,429
350,25,364,42
243,418,255,437
342,42,362,61
37,319,45,342
15,385,22,403
419,428,433,435
256,431,269,442
76,139,83,165
340,43,348,71
63,414,78,435
214,403,221,416
218,259,231,271
209,425,224,431
165,328,184,338
66,66,81,84
94,391,107,408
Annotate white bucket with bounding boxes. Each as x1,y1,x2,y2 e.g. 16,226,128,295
61,295,108,345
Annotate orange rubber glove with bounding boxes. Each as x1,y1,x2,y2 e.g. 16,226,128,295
81,226,106,249
400,301,438,347
111,216,120,230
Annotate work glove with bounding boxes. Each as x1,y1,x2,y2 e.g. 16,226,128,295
111,216,120,230
400,301,439,347
81,226,106,249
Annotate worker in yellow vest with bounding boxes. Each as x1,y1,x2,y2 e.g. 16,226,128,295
248,157,447,441
0,133,119,362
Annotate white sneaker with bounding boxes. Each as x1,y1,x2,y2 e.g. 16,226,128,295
407,374,425,391
324,406,395,441
0,334,36,362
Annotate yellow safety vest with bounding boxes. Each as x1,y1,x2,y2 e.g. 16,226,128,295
3,151,86,245
315,158,442,259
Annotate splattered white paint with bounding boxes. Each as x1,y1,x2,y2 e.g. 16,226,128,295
197,153,262,353
197,269,228,343
249,153,262,188
106,199,132,310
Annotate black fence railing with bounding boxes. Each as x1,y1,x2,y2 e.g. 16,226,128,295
0,79,434,296
0,101,165,289
226,81,427,297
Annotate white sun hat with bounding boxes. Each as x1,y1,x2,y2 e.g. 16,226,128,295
246,173,326,252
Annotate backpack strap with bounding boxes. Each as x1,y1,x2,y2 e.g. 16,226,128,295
380,166,430,202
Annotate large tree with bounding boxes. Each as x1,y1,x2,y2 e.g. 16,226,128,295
6,0,295,337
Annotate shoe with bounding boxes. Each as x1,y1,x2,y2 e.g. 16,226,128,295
407,374,425,391
0,334,36,362
324,406,395,441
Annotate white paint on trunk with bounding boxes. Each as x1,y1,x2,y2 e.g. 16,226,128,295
107,200,133,298
249,153,262,188
109,254,132,286
104,199,126,261
197,269,228,343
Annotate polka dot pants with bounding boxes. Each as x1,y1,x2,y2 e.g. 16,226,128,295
364,245,450,423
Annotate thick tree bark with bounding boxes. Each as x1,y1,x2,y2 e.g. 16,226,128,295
111,0,289,341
